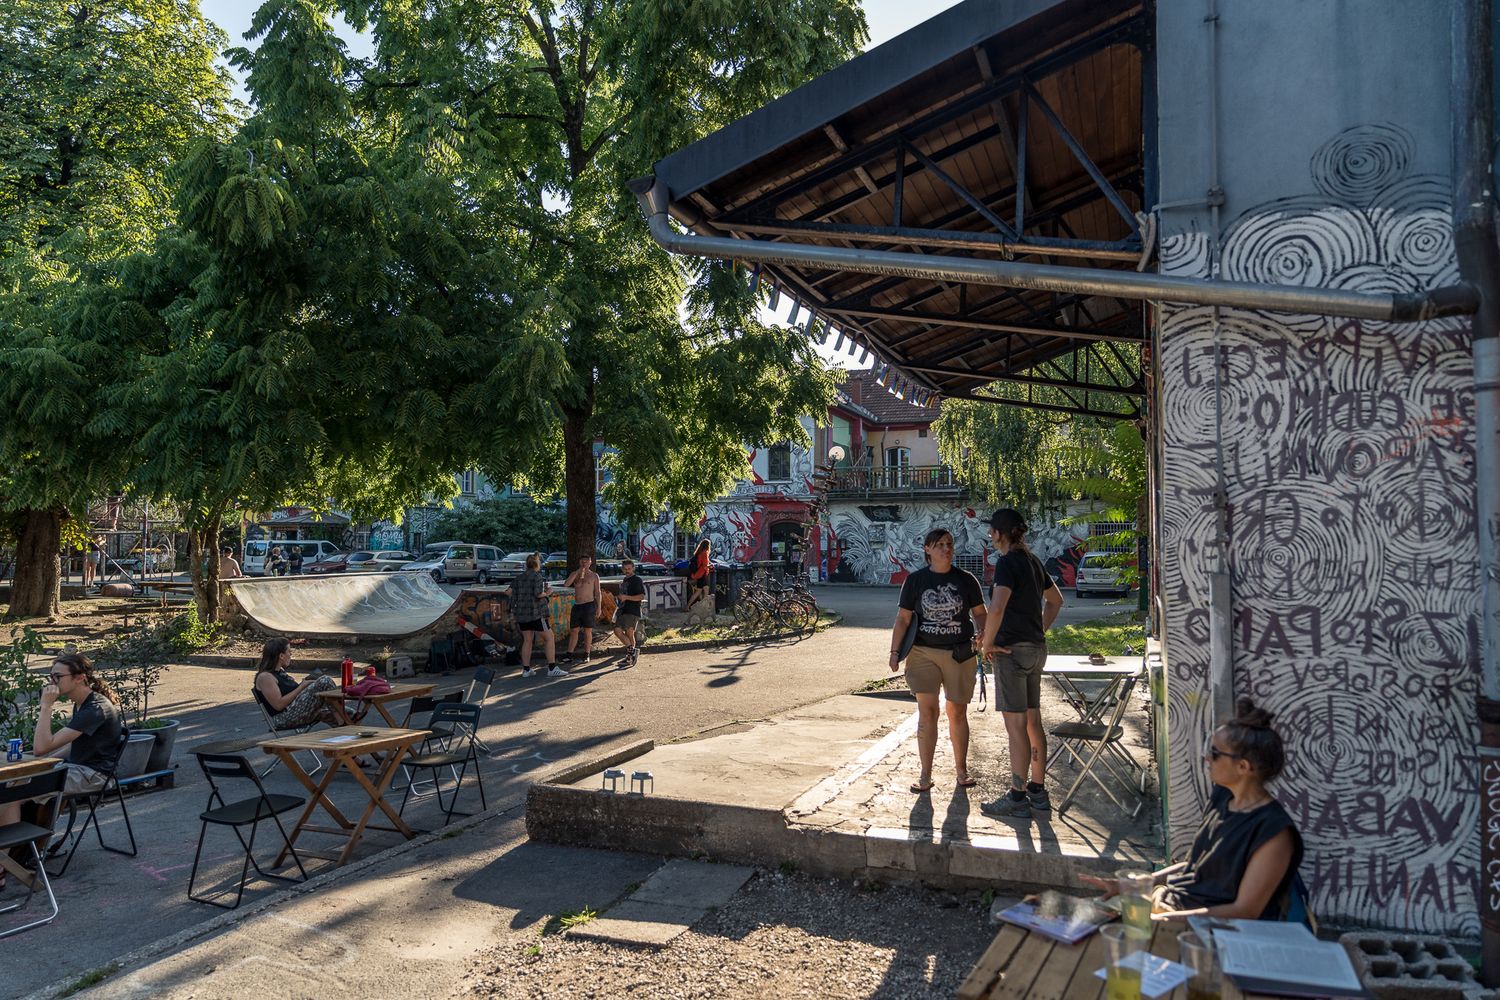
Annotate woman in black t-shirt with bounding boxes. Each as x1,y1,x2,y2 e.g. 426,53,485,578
889,528,987,793
1083,697,1304,921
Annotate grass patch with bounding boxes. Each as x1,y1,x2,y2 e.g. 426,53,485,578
1047,611,1146,656
858,675,901,692
523,944,542,957
57,964,120,998
542,906,598,935
647,610,837,645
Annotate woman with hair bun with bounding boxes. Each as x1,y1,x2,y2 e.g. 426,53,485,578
1083,697,1305,920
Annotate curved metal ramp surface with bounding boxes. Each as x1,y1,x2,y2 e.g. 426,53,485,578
229,573,458,637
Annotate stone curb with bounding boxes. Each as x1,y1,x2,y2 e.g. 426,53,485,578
19,737,655,1000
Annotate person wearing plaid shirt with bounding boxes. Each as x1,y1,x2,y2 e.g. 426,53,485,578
508,553,563,677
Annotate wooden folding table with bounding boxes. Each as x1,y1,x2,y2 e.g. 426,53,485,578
316,680,435,727
0,757,62,891
259,726,428,866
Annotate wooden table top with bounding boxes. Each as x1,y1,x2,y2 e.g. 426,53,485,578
0,756,63,783
314,681,435,705
259,726,429,755
960,921,1280,1000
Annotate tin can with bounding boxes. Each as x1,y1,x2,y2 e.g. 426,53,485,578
6,738,21,762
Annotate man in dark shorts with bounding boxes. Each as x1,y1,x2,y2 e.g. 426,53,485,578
563,555,601,665
507,554,561,677
979,508,1064,819
612,559,646,667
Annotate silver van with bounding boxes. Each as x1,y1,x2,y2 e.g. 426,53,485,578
400,543,504,584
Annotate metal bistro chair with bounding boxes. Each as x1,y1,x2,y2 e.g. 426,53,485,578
462,667,496,752
0,768,66,938
398,689,465,796
187,752,309,909
1049,670,1147,817
48,729,138,877
253,693,326,779
399,703,487,826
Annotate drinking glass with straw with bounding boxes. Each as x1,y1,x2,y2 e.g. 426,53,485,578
1117,868,1154,933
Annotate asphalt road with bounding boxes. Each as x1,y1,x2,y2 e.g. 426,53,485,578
7,585,1139,999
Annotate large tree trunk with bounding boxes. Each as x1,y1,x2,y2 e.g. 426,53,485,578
190,510,223,622
562,397,597,568
6,508,63,619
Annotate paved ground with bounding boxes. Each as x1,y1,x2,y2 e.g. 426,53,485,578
4,585,1143,999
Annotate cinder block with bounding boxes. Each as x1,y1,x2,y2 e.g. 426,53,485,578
1340,932,1489,1000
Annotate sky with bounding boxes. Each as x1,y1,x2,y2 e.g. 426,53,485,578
197,0,965,369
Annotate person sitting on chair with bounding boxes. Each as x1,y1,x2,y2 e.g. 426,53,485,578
253,638,339,730
1082,697,1304,921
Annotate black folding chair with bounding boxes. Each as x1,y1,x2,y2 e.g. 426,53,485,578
187,752,309,909
48,730,138,877
399,704,486,825
399,690,465,795
0,768,66,938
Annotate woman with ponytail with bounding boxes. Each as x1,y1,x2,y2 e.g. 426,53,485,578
1082,697,1305,921
21,653,122,799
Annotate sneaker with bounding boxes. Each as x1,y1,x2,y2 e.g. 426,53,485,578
547,665,566,677
621,648,636,668
1026,784,1051,812
578,653,591,665
521,667,536,678
980,793,1032,819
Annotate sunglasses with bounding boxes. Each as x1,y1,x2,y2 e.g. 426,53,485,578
1205,744,1242,762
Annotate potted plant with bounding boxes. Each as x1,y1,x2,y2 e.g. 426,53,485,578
96,622,175,776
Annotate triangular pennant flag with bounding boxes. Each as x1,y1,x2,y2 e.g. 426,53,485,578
818,323,832,345
749,264,761,295
858,346,870,364
875,364,889,387
833,330,846,352
788,297,800,324
805,310,819,334
767,281,781,310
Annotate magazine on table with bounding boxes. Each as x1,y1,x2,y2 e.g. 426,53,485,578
996,891,1117,944
1190,917,1372,999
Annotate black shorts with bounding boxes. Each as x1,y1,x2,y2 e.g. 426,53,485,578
615,611,640,632
571,601,597,628
518,618,550,634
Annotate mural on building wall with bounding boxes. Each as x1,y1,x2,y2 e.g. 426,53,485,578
826,503,990,584
1158,123,1476,934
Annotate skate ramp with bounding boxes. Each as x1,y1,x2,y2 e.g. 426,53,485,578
228,573,459,637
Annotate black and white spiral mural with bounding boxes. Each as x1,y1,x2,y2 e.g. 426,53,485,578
1158,124,1477,934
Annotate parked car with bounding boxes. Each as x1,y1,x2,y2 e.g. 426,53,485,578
494,550,533,581
305,552,352,574
1073,551,1131,597
399,543,503,583
347,549,415,572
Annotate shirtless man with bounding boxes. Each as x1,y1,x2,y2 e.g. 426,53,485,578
563,555,601,665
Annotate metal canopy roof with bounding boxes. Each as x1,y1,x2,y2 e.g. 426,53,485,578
646,0,1150,420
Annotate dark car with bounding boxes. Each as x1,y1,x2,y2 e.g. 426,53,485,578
305,552,352,574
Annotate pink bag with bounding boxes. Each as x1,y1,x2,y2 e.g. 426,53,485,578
345,674,392,697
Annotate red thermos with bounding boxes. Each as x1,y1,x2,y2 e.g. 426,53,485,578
341,656,354,690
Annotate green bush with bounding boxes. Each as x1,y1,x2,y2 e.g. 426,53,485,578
163,602,224,653
0,626,68,743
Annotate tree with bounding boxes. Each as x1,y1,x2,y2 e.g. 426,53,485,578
0,0,234,616
428,497,568,552
327,0,868,561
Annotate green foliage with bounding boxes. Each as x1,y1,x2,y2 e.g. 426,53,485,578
1045,612,1146,657
0,626,67,742
163,603,225,654
93,618,179,725
428,498,567,552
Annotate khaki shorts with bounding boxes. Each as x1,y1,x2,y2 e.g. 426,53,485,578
904,645,978,704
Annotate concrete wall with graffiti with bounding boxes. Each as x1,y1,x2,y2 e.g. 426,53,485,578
1156,2,1474,934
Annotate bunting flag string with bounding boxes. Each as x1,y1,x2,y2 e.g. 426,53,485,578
749,263,761,295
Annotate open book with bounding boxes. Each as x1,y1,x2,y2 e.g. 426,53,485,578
996,891,1117,944
1192,918,1370,999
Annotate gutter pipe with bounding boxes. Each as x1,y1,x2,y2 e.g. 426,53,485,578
629,178,1478,324
1453,0,1500,984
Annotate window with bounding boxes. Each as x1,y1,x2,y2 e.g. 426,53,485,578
595,452,611,493
459,470,477,495
767,443,792,481
918,428,928,438
885,447,910,467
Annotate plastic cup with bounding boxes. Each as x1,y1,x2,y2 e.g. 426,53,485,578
1117,868,1154,933
1179,932,1222,1000
1102,924,1150,1000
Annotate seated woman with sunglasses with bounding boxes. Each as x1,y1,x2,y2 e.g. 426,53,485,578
1082,697,1304,921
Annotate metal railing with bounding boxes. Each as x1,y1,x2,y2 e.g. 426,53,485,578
825,465,962,496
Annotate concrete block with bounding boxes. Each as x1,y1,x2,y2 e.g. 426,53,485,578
567,900,707,947
628,860,754,909
865,826,916,871
1340,932,1489,999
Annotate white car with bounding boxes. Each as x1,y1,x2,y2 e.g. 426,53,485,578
346,549,416,572
1074,551,1131,597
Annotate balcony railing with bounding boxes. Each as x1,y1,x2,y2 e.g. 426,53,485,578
825,465,963,496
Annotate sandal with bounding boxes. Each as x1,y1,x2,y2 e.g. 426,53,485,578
909,778,933,793
957,776,978,788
